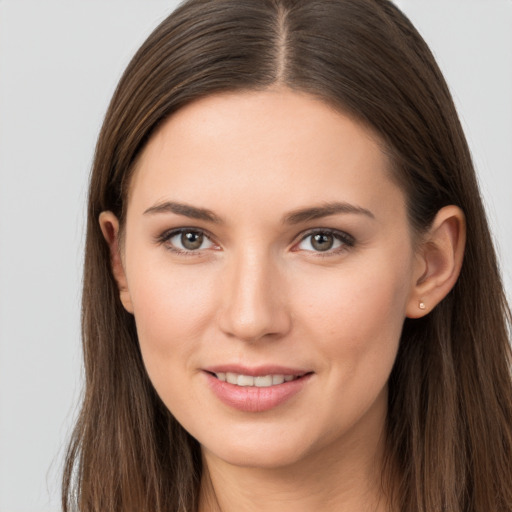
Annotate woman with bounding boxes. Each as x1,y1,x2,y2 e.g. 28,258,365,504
62,0,512,511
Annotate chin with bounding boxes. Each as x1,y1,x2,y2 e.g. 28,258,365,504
211,446,306,470
200,428,320,470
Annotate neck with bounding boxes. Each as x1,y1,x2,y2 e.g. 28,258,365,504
198,420,395,512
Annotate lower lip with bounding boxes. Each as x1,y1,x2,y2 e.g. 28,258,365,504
205,372,312,412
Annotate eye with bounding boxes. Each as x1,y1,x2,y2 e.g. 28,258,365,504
159,228,216,253
295,229,354,253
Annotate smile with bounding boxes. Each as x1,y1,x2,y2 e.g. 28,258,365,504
213,372,300,387
206,370,313,412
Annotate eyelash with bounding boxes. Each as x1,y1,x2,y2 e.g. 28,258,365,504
156,228,218,256
155,227,355,256
293,228,355,256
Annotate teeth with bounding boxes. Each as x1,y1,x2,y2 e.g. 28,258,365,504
254,375,273,387
237,374,254,386
226,372,238,384
215,372,299,387
272,375,285,385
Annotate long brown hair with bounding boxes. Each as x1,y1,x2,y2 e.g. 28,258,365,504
63,1,512,510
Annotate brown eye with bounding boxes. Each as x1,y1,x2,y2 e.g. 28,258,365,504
164,229,215,253
181,231,204,250
295,230,354,254
311,233,334,251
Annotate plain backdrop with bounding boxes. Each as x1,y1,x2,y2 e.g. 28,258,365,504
0,1,511,510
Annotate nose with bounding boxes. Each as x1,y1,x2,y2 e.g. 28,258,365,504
217,249,292,342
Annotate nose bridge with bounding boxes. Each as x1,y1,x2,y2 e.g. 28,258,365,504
218,244,290,342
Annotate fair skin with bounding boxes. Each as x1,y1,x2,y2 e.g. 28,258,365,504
100,88,465,512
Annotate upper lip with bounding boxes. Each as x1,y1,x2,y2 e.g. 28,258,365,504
203,364,311,377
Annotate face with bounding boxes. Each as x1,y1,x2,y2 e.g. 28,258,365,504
109,89,422,471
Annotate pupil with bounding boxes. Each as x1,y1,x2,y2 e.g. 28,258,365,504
312,233,333,251
181,231,203,250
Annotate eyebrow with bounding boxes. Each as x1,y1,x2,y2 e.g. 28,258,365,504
143,200,374,224
143,201,222,223
283,202,375,224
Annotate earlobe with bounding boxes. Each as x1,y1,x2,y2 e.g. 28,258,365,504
406,205,466,318
99,211,134,314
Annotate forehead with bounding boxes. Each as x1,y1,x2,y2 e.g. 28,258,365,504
127,88,404,222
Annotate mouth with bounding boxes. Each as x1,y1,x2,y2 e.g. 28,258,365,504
206,371,310,387
204,367,313,412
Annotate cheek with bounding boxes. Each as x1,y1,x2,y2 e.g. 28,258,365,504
293,253,412,367
125,256,219,368
125,261,222,414
293,260,410,432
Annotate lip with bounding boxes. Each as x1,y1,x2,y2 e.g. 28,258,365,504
204,364,310,377
203,365,313,413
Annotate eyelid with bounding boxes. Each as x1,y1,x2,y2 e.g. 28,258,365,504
292,228,355,253
155,227,219,254
155,226,355,255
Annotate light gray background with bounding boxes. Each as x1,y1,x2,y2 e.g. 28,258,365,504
0,1,510,510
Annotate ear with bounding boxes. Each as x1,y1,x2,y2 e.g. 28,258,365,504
99,211,134,314
406,205,466,318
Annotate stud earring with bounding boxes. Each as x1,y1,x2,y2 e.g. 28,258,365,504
419,301,426,310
